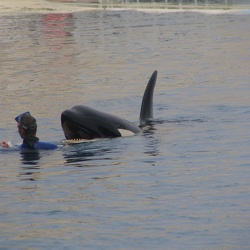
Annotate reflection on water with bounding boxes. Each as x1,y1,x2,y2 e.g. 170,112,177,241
0,6,250,250
19,166,41,181
42,13,74,51
63,142,113,164
19,150,41,181
20,150,41,165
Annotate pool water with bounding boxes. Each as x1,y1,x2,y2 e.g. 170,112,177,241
0,7,249,249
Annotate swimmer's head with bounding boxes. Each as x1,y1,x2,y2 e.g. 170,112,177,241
15,112,37,132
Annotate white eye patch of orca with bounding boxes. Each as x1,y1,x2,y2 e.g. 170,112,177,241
118,129,135,137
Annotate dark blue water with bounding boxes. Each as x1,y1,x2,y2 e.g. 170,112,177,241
0,7,250,249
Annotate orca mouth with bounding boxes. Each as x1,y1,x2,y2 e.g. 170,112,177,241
62,120,93,140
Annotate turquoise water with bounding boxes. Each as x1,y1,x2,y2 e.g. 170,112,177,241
0,8,250,249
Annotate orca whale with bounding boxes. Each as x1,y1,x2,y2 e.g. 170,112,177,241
61,70,158,140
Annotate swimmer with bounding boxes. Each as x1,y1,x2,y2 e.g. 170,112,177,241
1,112,58,150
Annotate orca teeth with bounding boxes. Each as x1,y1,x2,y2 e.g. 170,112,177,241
62,138,88,144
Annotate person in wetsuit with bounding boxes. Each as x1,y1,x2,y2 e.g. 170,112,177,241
1,112,58,150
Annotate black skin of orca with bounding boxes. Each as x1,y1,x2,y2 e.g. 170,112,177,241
61,70,158,140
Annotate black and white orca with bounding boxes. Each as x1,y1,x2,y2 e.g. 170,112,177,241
61,70,158,140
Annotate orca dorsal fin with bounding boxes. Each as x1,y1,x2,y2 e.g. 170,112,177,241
139,70,158,126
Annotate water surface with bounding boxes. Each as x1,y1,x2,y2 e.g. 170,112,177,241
0,7,250,249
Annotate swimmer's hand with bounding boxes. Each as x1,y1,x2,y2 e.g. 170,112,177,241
1,141,10,148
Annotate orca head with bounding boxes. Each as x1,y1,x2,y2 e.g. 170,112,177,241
61,110,95,140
